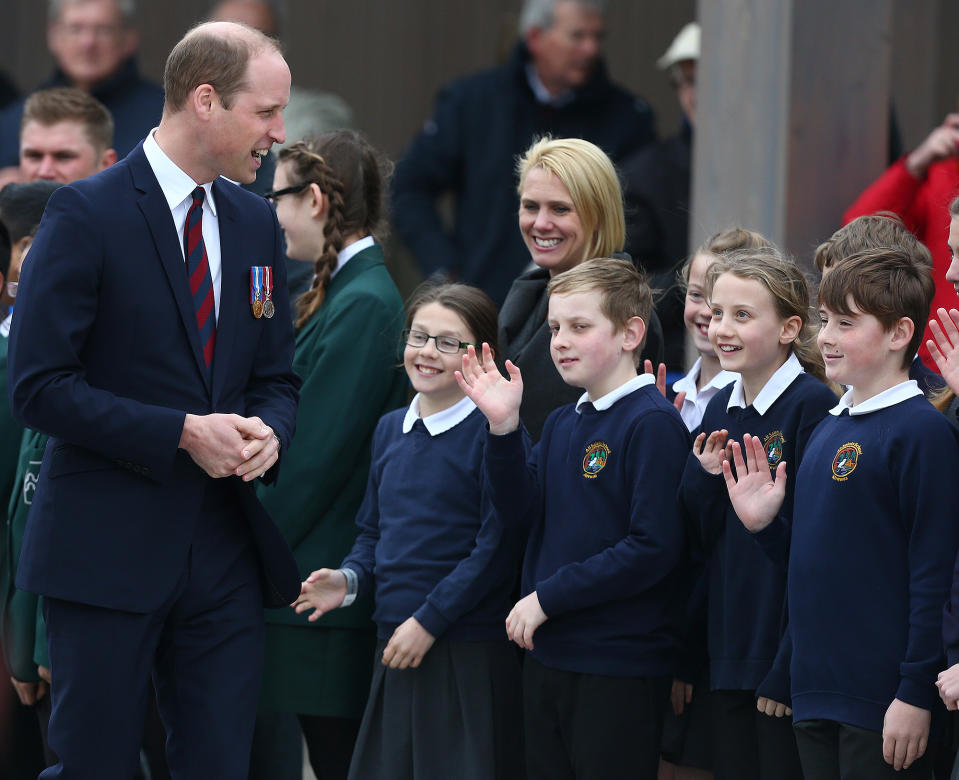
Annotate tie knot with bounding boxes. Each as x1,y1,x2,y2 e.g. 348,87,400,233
191,186,205,205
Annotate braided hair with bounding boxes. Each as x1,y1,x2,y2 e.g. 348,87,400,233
276,130,391,329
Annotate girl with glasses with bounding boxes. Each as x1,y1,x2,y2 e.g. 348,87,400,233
295,281,524,780
251,131,407,780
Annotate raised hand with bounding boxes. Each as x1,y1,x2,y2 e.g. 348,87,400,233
906,114,959,178
692,429,730,475
643,360,685,413
455,343,523,435
722,434,786,533
292,568,348,621
928,307,959,395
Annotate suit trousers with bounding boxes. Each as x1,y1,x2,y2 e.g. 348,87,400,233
40,479,264,779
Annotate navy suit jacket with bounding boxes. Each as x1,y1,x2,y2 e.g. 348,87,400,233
8,143,302,612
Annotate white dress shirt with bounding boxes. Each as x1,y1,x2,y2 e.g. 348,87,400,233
142,129,223,319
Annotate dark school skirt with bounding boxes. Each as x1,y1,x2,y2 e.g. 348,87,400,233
347,637,525,780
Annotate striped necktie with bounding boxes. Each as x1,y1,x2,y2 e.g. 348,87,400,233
184,186,216,371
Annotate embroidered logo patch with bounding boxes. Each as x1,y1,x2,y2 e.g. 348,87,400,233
832,442,861,481
582,441,611,479
763,430,786,469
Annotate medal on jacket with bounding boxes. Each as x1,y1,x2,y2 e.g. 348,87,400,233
262,265,275,319
251,266,264,319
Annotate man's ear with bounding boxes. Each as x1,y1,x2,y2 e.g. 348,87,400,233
192,84,216,120
121,28,139,60
99,148,118,170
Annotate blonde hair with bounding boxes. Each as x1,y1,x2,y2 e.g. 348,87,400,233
516,136,624,263
704,246,829,384
278,131,391,329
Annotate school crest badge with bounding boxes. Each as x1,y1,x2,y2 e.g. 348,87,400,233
582,441,611,479
831,442,861,482
763,430,785,469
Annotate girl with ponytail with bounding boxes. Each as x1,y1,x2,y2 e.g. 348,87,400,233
250,131,407,780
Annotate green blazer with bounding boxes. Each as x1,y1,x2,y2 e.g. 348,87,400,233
256,243,406,630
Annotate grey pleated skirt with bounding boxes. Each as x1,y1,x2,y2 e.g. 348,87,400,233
347,637,525,780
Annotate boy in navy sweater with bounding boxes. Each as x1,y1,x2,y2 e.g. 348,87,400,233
724,248,959,779
457,258,690,779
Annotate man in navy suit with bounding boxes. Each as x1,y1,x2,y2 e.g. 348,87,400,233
7,21,301,778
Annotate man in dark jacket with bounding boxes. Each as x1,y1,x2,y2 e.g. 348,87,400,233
0,0,163,170
392,0,656,305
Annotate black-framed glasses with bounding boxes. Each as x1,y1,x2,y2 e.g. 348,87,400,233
402,329,476,354
263,182,310,204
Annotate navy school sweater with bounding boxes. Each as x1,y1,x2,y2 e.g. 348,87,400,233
786,391,959,731
679,366,836,697
485,377,690,677
342,404,521,641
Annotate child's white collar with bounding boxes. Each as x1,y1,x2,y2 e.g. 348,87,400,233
726,352,803,414
829,380,922,416
575,373,655,413
672,356,738,401
402,394,477,435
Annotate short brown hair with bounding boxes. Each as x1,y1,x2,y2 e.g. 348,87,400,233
814,213,930,272
818,247,934,369
163,22,281,112
21,87,114,154
547,257,653,358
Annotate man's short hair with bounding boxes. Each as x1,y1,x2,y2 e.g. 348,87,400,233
0,181,63,245
518,0,606,36
48,0,136,27
21,87,114,154
818,248,934,369
547,256,653,346
163,22,282,112
814,213,930,272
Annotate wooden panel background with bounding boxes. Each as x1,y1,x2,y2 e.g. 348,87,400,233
0,0,696,157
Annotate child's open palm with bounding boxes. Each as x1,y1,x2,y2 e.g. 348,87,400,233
692,429,730,475
455,343,523,434
722,434,786,533
292,568,348,621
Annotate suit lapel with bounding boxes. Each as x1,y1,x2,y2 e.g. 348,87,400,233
130,147,210,389
211,179,240,403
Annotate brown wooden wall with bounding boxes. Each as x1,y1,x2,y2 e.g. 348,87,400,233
1,0,696,158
